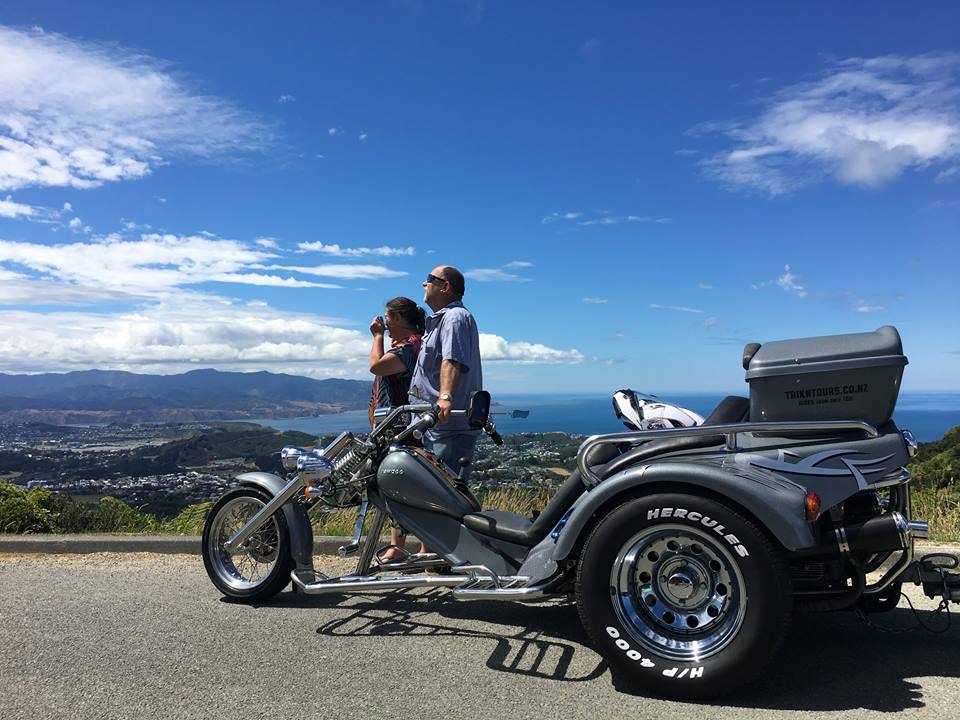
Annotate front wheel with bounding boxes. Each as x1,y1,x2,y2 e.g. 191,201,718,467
576,493,791,699
202,486,293,602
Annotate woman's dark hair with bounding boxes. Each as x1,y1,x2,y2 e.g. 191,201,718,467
385,296,426,335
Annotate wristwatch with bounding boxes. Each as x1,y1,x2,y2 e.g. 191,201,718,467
439,393,453,402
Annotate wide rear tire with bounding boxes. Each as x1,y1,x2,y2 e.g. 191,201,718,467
575,493,791,699
202,486,293,602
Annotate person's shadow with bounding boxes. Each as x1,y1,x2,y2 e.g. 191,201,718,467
267,588,958,708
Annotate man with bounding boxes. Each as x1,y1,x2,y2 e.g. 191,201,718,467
409,265,483,477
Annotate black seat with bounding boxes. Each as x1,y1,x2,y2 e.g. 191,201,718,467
462,395,750,547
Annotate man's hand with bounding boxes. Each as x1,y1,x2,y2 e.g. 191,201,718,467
435,397,452,424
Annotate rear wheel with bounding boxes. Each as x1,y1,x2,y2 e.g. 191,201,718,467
202,486,293,602
576,493,791,699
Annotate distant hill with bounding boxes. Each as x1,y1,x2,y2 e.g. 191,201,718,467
0,369,370,424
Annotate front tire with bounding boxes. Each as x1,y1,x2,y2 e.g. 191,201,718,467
202,486,293,602
576,493,791,699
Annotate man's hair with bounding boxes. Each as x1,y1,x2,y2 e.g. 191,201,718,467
440,266,465,299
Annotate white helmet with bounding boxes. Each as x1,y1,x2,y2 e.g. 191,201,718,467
612,389,705,431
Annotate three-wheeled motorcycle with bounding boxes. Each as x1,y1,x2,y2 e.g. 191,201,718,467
201,325,960,699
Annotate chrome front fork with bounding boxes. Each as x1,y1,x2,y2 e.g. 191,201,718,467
223,475,306,553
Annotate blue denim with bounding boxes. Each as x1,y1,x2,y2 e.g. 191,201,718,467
423,432,479,480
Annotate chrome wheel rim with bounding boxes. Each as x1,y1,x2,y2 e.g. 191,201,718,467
208,496,280,591
610,524,747,662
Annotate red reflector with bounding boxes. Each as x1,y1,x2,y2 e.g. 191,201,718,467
805,491,821,521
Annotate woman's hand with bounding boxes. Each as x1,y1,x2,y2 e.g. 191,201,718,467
369,315,385,336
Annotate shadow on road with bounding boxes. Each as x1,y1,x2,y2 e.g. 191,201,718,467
256,588,957,709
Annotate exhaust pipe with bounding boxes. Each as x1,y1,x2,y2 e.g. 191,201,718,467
795,512,910,559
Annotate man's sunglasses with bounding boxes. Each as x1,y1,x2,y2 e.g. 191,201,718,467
425,273,448,284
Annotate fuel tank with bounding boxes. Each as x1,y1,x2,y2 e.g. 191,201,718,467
377,447,476,519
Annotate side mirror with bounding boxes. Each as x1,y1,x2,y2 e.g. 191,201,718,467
466,390,491,429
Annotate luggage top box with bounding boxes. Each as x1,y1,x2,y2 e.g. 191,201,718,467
744,326,908,426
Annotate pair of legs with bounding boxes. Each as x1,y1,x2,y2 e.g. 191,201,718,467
381,432,479,563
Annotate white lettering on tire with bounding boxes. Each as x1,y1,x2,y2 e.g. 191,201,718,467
605,626,656,668
645,507,750,557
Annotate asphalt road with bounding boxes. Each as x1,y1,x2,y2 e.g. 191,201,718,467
1,553,958,720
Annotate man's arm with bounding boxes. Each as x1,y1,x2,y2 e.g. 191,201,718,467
435,359,462,423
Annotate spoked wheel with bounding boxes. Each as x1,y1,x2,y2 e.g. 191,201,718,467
576,493,791,699
202,486,293,602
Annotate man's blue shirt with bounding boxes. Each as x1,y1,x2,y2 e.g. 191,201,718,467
409,300,483,438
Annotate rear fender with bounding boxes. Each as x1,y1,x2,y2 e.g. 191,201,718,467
236,472,314,572
551,460,814,562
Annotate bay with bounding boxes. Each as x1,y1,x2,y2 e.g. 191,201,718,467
250,392,960,443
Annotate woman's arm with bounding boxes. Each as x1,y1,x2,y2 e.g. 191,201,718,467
370,349,407,376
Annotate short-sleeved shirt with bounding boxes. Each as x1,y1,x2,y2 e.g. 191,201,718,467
409,300,483,438
368,338,421,429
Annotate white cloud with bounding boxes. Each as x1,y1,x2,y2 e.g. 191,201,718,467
504,260,533,269
464,266,532,282
0,233,339,299
698,282,713,289
262,263,407,279
0,26,268,192
62,202,72,212
358,131,368,141
255,237,280,249
703,315,719,327
278,94,296,104
649,303,704,314
777,264,807,298
0,297,370,375
68,217,82,229
297,241,415,257
328,127,341,136
582,297,608,304
702,53,960,193
543,210,669,226
854,300,884,313
479,333,584,365
0,195,35,218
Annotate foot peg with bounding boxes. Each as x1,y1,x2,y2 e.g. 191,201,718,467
338,542,360,557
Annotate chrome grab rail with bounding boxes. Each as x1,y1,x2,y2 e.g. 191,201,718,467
576,420,879,489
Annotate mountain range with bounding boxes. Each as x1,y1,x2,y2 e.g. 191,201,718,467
0,369,370,424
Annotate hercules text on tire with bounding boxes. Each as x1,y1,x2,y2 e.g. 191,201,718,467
202,486,294,602
575,493,792,699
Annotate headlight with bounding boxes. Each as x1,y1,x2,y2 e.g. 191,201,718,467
280,446,307,471
297,454,335,485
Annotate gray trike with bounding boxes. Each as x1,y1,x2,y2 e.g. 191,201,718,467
201,325,959,699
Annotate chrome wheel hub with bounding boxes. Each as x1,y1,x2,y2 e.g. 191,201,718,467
208,496,280,591
611,524,747,662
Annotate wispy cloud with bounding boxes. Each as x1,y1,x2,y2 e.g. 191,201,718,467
0,26,269,192
542,210,672,226
255,237,280,249
328,127,341,136
698,282,713,290
699,53,960,194
297,241,414,257
0,234,345,301
262,263,406,280
854,299,885,313
777,264,807,298
582,297,608,304
358,131,368,141
479,333,583,364
0,195,36,218
464,262,533,282
703,315,719,327
649,303,704,314
278,94,296,104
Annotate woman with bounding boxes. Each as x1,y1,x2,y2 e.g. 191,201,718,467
368,296,425,563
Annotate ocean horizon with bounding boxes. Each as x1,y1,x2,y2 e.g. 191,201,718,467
250,391,960,443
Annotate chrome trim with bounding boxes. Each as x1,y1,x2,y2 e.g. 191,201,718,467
908,519,930,540
224,474,306,553
291,571,469,594
835,526,850,556
576,420,879,488
337,500,368,556
452,585,549,601
868,467,911,489
901,429,919,458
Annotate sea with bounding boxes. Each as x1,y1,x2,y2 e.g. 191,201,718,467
249,392,960,443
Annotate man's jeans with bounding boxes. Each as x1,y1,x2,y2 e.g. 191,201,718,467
423,432,479,480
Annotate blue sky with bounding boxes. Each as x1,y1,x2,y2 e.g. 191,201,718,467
0,2,957,394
